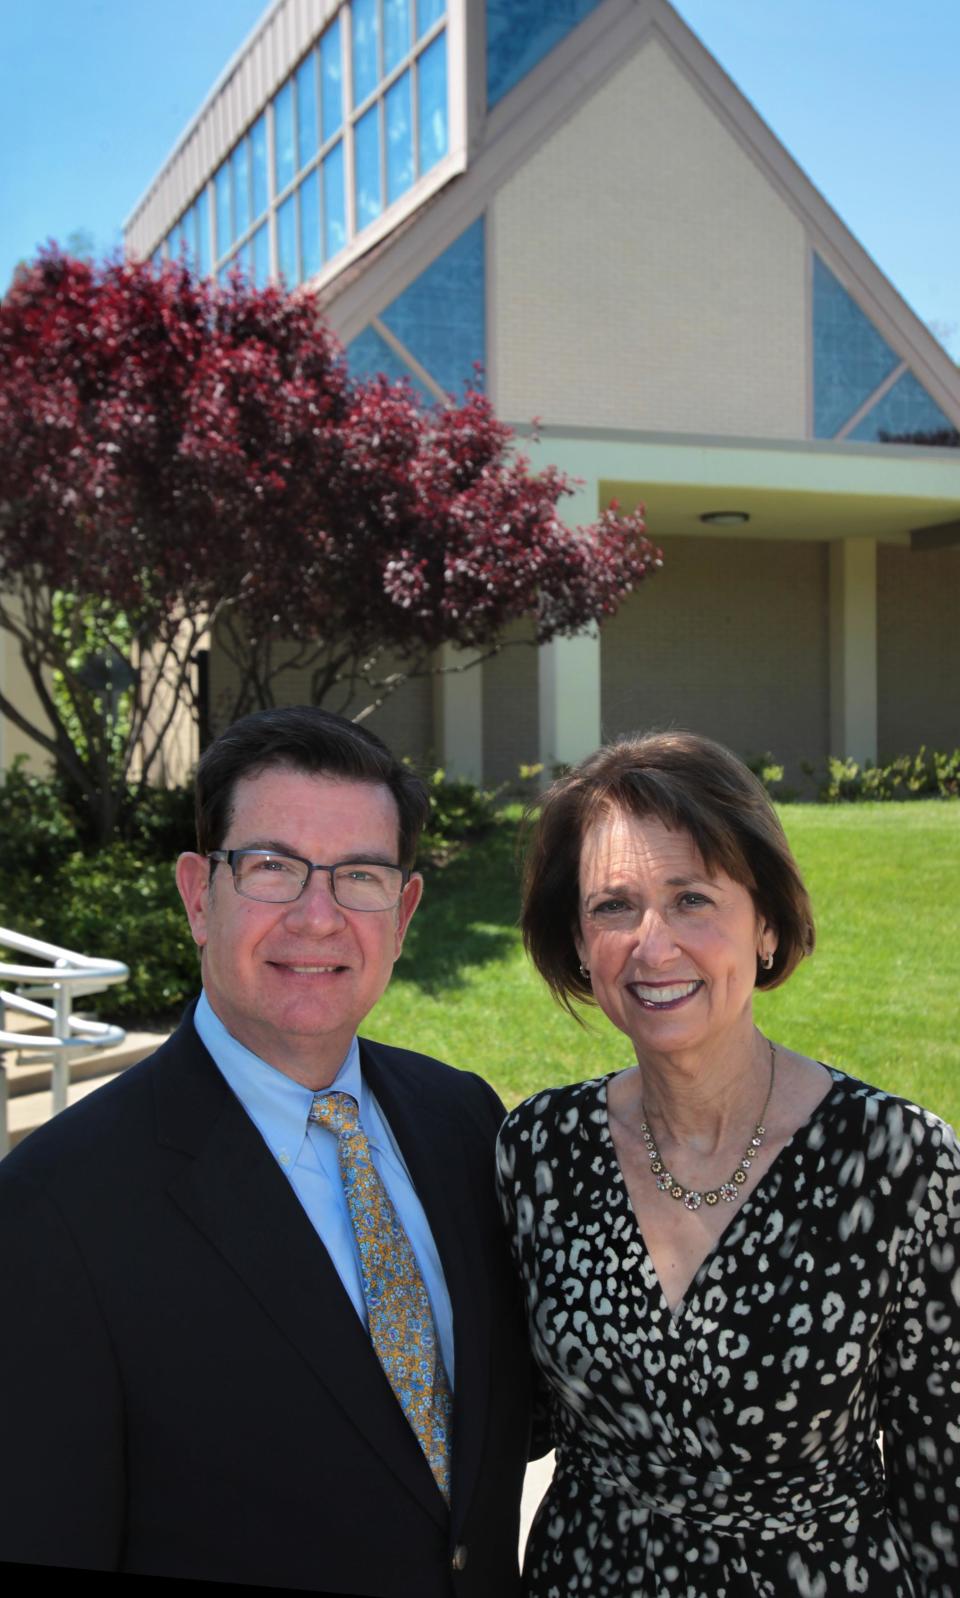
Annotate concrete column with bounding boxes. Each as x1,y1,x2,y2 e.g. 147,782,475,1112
538,626,602,773
828,538,877,763
433,643,484,782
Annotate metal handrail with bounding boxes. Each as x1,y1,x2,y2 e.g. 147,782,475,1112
0,927,129,1156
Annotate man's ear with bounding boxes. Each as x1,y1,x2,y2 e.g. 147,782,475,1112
393,871,423,959
176,852,211,949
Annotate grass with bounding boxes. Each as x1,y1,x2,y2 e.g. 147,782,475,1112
367,801,960,1127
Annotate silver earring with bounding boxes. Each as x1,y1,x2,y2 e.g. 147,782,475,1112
760,952,774,970
579,962,590,979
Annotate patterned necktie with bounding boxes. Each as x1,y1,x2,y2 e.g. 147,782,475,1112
308,1090,452,1502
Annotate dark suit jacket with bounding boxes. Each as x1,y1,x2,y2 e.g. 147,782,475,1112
0,1008,537,1595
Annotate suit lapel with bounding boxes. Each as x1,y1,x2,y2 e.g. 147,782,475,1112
360,1040,492,1526
154,1017,447,1527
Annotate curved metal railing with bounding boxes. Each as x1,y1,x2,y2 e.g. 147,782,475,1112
0,927,129,1156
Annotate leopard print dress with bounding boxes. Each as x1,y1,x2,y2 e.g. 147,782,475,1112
497,1069,960,1597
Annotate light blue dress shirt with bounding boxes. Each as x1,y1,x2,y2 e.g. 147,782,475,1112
194,990,455,1384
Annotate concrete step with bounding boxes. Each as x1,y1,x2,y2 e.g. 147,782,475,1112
3,1032,168,1149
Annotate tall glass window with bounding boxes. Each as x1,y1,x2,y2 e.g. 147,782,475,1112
384,0,411,72
416,0,444,36
353,0,380,105
297,53,319,167
277,192,298,283
321,17,343,140
274,80,296,194
251,114,269,218
201,2,448,282
385,72,413,204
324,144,346,260
196,189,211,276
418,32,447,176
300,172,322,280
233,139,251,238
215,161,233,256
252,223,270,289
355,104,382,229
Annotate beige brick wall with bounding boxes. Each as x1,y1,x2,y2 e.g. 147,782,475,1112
481,622,540,787
207,637,435,767
877,545,960,756
492,36,807,438
600,535,828,782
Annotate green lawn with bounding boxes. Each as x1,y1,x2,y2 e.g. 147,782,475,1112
368,802,960,1127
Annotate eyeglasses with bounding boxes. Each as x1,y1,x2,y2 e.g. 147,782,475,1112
207,849,408,911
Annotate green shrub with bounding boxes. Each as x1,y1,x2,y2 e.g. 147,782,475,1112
743,752,799,801
0,758,82,879
804,747,960,802
120,781,196,856
0,845,197,1023
418,767,501,860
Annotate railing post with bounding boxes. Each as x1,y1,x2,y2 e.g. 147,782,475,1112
0,1057,8,1159
0,992,9,1157
51,962,71,1116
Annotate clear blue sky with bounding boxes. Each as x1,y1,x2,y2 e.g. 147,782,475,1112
1,0,956,354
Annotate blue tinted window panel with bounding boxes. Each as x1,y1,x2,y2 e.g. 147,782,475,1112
323,143,347,260
416,0,445,36
196,189,211,276
321,17,343,140
277,192,298,284
355,104,382,230
487,0,603,107
380,216,485,397
233,140,251,237
299,173,322,281
215,161,232,256
274,80,296,193
813,255,900,437
417,32,447,176
297,52,319,167
353,0,380,105
251,114,269,217
252,223,270,288
347,324,436,405
385,72,414,204
384,0,411,72
850,370,955,444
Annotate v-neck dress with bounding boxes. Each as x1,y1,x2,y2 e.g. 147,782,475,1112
496,1069,960,1597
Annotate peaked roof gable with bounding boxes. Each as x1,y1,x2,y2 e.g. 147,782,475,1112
326,0,960,435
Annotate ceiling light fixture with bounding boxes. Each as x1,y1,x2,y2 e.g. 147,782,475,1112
700,511,750,526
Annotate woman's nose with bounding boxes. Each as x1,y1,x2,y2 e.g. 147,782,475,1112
630,908,676,965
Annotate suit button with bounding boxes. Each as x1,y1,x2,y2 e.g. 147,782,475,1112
451,1544,468,1572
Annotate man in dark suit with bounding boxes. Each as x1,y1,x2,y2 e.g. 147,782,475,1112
0,707,538,1594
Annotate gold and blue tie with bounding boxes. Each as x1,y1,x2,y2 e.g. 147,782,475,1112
308,1091,452,1501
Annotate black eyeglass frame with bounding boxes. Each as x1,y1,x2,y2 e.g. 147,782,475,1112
207,848,410,910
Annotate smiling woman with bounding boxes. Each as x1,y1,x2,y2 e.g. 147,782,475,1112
497,731,960,1598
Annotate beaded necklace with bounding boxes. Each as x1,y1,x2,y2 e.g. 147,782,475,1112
639,1038,777,1213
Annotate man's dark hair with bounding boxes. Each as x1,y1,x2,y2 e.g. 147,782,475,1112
194,706,430,870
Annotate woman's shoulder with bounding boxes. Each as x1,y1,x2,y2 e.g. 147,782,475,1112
497,1073,614,1150
819,1065,960,1180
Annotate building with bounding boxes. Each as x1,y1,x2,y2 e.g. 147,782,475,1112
120,0,960,788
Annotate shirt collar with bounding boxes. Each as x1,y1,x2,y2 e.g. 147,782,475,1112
194,989,371,1167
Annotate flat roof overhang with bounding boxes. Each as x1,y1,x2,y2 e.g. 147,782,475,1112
513,427,960,548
